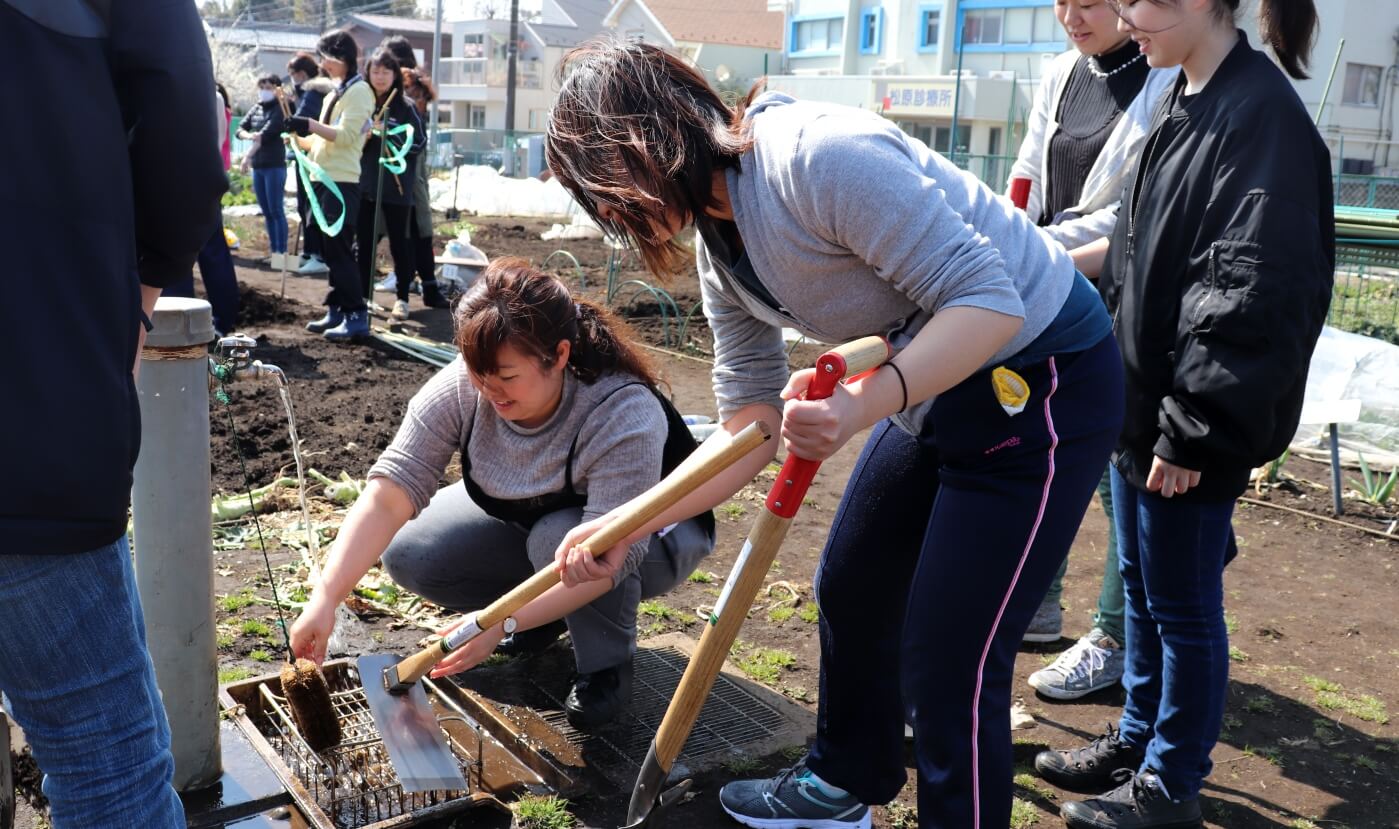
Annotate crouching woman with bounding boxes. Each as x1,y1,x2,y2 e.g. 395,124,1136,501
290,259,715,727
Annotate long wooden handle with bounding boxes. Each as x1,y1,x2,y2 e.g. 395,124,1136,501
393,420,772,684
654,509,792,764
646,336,887,769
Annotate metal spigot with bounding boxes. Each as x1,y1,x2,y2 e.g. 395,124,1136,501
210,334,286,387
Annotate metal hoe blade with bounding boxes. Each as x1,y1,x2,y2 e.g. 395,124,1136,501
356,654,468,793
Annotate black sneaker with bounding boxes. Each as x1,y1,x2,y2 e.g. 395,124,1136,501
495,620,566,657
564,660,633,729
1062,770,1203,829
1035,723,1145,793
421,282,452,309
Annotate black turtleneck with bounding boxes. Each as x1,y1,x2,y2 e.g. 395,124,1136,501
1041,39,1150,226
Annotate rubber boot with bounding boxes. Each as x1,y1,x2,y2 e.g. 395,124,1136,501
306,306,344,333
324,310,370,342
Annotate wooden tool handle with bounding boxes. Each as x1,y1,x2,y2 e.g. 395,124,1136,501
392,420,771,686
654,509,791,764
473,420,771,631
816,336,891,390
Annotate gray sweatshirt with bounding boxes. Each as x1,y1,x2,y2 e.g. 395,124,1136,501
699,92,1077,434
369,359,665,581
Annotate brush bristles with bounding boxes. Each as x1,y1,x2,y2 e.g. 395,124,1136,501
279,658,343,752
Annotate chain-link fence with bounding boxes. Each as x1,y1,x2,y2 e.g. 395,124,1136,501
1335,175,1399,210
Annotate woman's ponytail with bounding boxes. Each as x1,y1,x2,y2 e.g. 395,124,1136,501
570,300,660,387
1258,0,1319,80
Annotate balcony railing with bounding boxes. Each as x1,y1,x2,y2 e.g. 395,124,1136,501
440,57,543,90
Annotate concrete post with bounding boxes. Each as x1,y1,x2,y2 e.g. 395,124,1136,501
132,297,221,791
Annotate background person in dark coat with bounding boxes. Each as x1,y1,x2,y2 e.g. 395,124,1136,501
288,51,332,275
0,0,226,825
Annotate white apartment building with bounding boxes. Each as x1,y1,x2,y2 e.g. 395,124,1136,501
765,0,1399,181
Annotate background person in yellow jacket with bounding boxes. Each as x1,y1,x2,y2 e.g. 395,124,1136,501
287,29,374,342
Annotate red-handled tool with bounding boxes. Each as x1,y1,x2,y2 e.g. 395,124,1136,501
621,336,891,829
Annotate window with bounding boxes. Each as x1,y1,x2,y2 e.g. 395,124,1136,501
1032,6,1060,42
792,17,843,53
860,8,883,55
1343,63,1383,106
934,124,971,154
469,106,486,129
527,109,547,130
962,9,1003,45
1003,8,1032,44
988,126,1002,157
919,8,940,50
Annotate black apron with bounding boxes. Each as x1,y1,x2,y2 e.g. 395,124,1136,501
462,383,718,538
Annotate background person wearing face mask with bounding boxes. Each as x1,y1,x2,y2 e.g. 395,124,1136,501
1005,0,1176,701
237,74,290,270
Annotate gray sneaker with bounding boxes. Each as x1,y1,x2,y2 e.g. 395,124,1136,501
1028,628,1125,700
1023,597,1064,643
719,758,871,829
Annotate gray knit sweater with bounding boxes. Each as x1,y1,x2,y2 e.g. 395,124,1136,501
369,358,665,581
700,92,1077,435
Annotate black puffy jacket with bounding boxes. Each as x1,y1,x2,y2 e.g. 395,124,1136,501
1099,31,1334,502
240,100,287,168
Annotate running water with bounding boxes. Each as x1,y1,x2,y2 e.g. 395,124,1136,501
277,383,322,579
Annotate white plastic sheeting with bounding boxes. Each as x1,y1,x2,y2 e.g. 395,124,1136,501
428,165,581,219
1294,326,1399,468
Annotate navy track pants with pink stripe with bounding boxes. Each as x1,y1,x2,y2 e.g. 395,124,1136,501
807,334,1124,829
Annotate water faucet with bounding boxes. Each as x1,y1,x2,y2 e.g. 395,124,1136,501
210,333,287,387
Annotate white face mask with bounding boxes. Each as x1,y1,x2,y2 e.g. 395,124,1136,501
258,90,277,103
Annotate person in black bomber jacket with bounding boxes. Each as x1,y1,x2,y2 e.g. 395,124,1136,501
0,0,226,825
1035,1,1333,827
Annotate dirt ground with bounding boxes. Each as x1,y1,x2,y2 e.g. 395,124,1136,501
11,215,1398,829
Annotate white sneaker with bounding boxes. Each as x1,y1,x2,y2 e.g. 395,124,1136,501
374,272,398,293
390,299,410,321
1028,628,1125,700
297,255,329,275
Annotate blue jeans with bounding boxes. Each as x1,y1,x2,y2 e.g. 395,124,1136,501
1113,467,1235,800
0,537,184,827
807,335,1124,829
252,165,288,253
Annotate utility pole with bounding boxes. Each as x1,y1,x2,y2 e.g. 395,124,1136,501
504,0,519,175
430,0,444,154
322,0,331,34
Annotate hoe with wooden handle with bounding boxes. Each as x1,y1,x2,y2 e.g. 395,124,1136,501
622,336,891,829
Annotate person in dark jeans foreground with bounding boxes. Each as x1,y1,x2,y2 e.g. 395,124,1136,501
1035,0,1333,825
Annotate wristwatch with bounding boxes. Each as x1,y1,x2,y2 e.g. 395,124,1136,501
502,616,519,636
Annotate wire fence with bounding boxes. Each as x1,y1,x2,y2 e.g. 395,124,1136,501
1334,175,1399,211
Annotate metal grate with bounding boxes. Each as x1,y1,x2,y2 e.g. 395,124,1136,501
529,645,788,772
253,665,483,829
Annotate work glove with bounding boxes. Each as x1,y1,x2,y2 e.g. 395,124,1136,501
286,116,312,137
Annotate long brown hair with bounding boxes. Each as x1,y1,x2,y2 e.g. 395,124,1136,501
455,258,659,386
546,40,757,277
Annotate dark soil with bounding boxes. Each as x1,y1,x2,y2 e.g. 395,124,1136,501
13,215,1396,829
